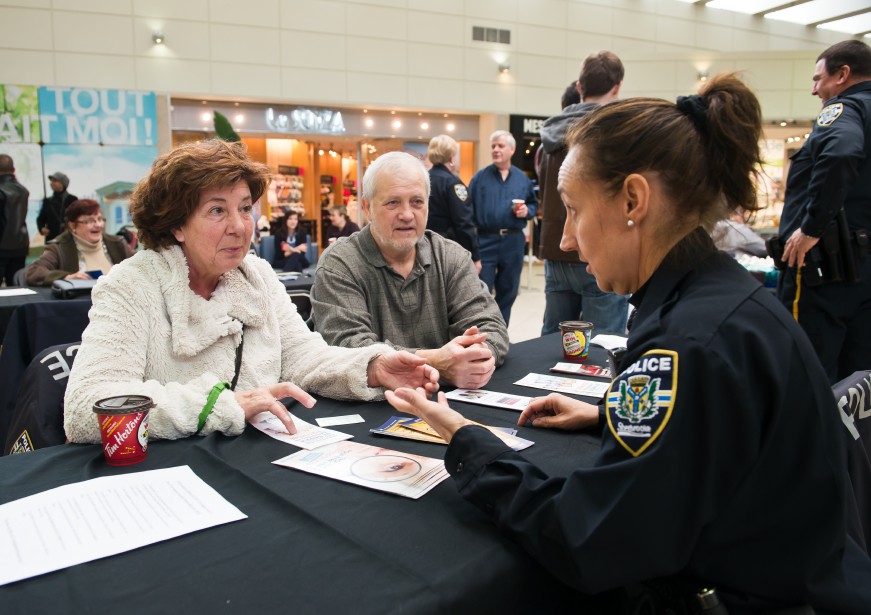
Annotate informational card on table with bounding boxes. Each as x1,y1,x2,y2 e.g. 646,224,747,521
371,417,533,451
550,362,612,378
0,466,246,587
0,288,37,297
249,412,352,450
273,441,449,499
444,388,532,411
514,373,611,398
315,414,365,427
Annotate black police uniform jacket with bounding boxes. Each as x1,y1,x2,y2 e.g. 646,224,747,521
444,229,871,613
779,81,871,240
426,163,479,262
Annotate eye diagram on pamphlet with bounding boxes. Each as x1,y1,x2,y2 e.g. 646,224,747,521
249,411,352,450
444,388,532,411
549,362,612,378
273,441,449,499
371,416,533,451
0,466,246,586
514,374,611,398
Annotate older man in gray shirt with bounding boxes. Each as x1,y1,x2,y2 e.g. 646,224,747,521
311,152,508,389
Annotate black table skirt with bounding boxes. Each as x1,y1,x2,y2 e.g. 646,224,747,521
0,335,610,614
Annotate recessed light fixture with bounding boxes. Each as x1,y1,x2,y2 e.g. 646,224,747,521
446,123,455,132
697,70,708,82
392,120,402,129
365,118,374,128
498,63,510,74
152,32,165,45
421,122,429,130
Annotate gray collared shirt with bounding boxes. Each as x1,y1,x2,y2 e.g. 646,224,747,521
310,227,508,365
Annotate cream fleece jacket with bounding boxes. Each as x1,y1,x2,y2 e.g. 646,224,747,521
64,245,391,443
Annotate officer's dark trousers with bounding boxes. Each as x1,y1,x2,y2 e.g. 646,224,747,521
777,255,871,382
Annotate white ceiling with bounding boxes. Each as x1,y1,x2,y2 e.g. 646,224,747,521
676,0,871,37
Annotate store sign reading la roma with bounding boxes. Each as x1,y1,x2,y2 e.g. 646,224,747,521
265,107,345,135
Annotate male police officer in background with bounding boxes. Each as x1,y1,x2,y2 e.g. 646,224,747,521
777,40,871,382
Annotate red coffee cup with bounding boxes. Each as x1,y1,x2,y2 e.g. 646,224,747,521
512,199,524,214
93,395,153,466
559,320,593,363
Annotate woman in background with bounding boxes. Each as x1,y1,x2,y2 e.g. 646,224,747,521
272,210,309,271
25,199,133,286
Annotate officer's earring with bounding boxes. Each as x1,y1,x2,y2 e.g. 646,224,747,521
627,219,634,228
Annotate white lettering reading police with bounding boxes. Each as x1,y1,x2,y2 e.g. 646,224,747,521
624,356,672,375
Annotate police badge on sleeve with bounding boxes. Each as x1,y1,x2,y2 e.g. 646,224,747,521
817,103,843,127
454,184,468,201
606,350,677,457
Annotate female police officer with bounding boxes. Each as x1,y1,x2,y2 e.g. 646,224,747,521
386,74,871,612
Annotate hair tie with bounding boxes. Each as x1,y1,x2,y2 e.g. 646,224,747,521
675,94,709,134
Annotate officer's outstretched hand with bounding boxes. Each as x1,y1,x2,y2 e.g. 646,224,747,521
385,388,472,444
519,393,600,431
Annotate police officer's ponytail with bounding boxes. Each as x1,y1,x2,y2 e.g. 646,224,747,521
565,73,764,235
692,73,765,218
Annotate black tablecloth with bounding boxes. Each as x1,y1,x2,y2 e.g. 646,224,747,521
0,335,610,614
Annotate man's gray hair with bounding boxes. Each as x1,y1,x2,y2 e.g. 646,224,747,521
490,130,515,149
362,151,430,203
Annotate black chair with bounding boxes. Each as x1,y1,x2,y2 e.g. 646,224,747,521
12,267,26,287
4,342,80,455
287,290,313,327
833,369,871,554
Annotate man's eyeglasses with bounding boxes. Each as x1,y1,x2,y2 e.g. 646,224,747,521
75,216,105,226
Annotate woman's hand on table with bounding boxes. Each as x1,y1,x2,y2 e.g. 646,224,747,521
518,393,600,431
385,388,472,444
65,271,93,280
368,351,440,394
235,382,316,435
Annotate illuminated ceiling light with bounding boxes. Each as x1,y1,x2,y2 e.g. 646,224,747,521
365,118,374,128
498,63,510,74
318,149,325,156
780,121,787,127
529,140,535,147
392,120,402,129
697,70,709,82
421,122,429,130
152,32,165,45
201,112,211,122
446,123,455,132
234,114,244,123
443,113,448,118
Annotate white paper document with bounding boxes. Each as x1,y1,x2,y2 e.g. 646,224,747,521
249,411,353,450
0,466,246,587
315,414,365,427
0,288,37,297
590,334,628,352
444,388,532,412
274,440,449,499
514,373,611,398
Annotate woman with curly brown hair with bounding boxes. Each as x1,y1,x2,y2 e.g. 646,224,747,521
64,140,438,444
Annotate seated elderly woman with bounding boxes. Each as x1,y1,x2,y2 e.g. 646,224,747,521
25,199,134,286
387,74,871,610
64,140,438,443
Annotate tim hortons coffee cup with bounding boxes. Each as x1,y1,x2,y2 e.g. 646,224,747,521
559,321,594,363
93,395,153,466
512,199,524,214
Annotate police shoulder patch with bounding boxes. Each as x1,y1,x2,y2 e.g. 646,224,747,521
606,349,677,457
453,184,468,202
817,103,843,127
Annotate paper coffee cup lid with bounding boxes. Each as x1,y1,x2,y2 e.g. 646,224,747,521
93,395,154,414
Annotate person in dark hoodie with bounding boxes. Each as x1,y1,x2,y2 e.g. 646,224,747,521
37,172,78,242
539,51,629,336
